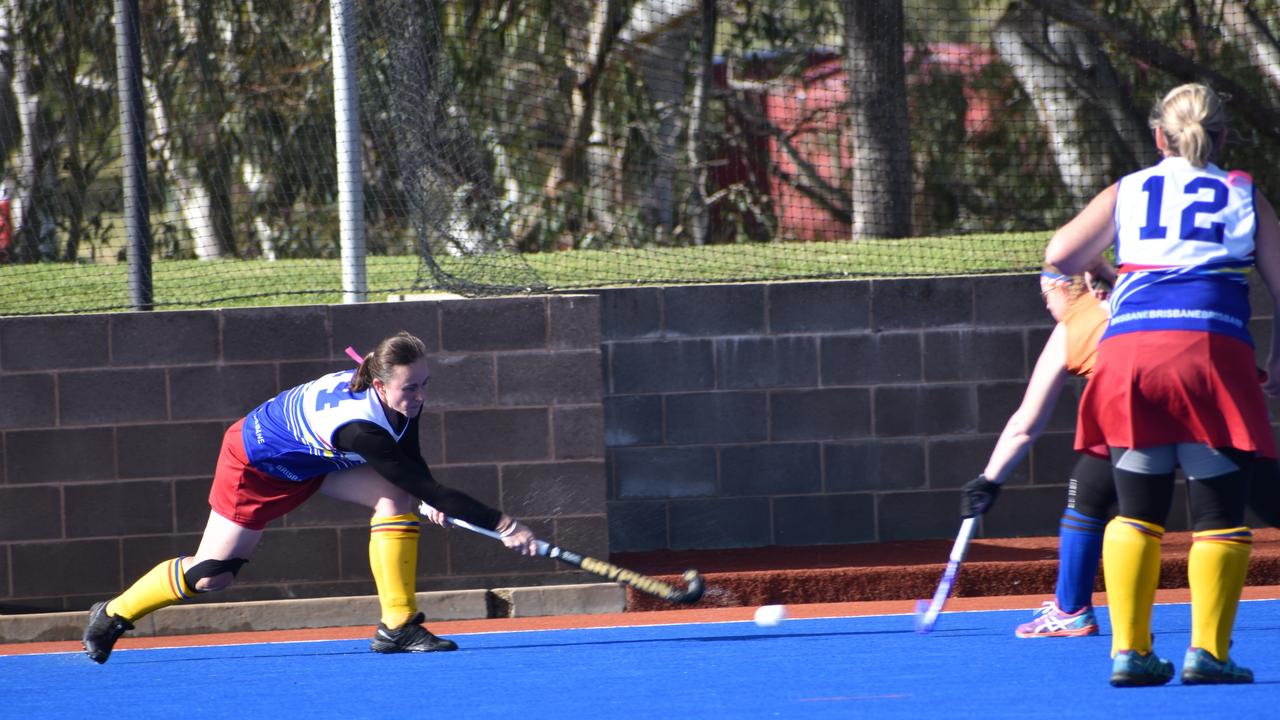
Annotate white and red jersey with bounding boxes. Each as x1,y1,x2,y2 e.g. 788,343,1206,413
242,369,408,481
1105,157,1257,344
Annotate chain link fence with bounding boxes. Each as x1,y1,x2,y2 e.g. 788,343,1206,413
1,1,1278,314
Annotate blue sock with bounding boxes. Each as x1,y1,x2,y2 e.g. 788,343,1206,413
1056,509,1106,613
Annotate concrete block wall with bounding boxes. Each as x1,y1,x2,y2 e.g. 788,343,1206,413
600,275,1280,552
0,295,605,613
4,274,1276,612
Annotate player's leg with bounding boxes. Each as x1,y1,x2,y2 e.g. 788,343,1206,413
320,467,420,627
319,467,456,653
83,420,269,664
1105,445,1176,687
1015,453,1111,638
1246,456,1280,528
120,510,260,615
1182,445,1253,684
1058,453,1115,612
82,509,261,664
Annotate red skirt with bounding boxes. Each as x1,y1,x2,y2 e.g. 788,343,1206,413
208,418,325,530
1076,331,1275,458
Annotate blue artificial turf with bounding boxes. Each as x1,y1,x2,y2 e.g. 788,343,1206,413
3,599,1276,719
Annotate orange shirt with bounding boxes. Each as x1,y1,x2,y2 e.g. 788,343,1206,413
1062,292,1107,378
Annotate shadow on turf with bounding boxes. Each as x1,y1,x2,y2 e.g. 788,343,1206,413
463,627,1013,652
103,630,920,662
97,625,1013,663
110,651,372,664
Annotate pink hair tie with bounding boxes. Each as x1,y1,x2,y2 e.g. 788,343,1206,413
344,346,363,364
1227,170,1252,187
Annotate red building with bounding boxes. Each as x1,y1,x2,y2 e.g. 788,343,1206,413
713,44,997,241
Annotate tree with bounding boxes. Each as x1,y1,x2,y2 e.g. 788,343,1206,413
992,2,1152,210
376,0,509,257
1026,0,1280,144
839,0,912,238
523,0,625,250
1219,0,1280,97
620,0,700,242
3,0,116,262
139,0,230,260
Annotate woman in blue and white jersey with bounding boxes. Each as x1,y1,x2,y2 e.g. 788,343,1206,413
1046,83,1280,687
83,331,538,664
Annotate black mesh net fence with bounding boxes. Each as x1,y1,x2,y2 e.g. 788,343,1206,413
1,1,1279,314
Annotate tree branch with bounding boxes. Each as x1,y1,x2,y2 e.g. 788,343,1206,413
719,86,852,221
1024,0,1280,138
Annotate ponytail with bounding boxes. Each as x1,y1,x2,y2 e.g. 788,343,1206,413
350,351,377,392
348,331,428,392
1149,83,1227,168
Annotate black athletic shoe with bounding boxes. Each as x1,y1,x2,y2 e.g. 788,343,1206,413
369,612,458,654
83,601,134,664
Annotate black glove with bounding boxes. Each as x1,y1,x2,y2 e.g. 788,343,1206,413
960,475,1002,518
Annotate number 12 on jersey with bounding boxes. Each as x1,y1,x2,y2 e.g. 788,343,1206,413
1139,175,1228,243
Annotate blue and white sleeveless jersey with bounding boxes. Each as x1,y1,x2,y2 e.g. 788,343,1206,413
1105,157,1257,344
243,369,408,482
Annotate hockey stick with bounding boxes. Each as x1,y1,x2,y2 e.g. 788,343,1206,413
914,516,977,634
422,502,705,605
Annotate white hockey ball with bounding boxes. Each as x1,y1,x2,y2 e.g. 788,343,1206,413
753,604,788,627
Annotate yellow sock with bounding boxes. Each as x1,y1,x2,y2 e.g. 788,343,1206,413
1189,526,1251,661
1102,516,1163,657
105,557,195,622
369,513,421,628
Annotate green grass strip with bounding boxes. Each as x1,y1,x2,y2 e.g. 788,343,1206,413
0,232,1050,315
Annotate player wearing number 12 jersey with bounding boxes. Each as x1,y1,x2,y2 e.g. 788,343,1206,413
83,331,539,664
1047,83,1280,687
1085,154,1266,452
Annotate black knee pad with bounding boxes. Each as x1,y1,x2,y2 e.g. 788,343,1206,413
184,558,249,593
1068,454,1116,519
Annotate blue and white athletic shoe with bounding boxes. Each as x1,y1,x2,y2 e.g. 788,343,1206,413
1181,647,1253,685
1110,649,1174,687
